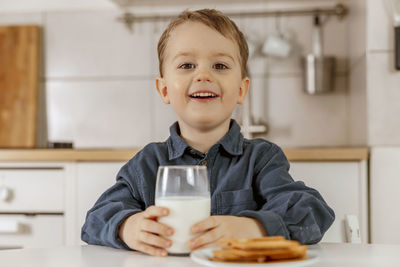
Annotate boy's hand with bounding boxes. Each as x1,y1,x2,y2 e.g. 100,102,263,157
187,215,266,250
118,206,174,257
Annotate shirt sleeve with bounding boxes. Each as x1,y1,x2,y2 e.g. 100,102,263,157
238,144,335,244
81,163,143,249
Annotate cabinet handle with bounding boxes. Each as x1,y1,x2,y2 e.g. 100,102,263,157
0,220,19,234
344,214,361,243
0,186,13,202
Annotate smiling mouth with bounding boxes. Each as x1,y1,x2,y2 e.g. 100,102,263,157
189,92,219,99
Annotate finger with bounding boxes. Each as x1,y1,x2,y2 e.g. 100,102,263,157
134,240,168,257
143,205,169,219
189,227,223,249
193,241,217,250
192,216,218,234
139,231,172,249
140,218,174,237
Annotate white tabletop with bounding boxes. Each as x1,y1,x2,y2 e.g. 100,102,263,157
1,243,400,267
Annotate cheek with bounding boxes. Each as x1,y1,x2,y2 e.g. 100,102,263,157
171,79,185,91
166,81,188,104
222,80,242,98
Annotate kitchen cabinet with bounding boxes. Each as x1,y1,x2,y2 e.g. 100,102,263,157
0,148,369,248
370,147,400,244
0,163,66,249
75,162,126,244
0,168,64,213
0,214,64,249
0,161,126,247
289,161,368,243
72,161,369,245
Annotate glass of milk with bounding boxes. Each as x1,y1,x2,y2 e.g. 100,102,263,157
155,165,210,255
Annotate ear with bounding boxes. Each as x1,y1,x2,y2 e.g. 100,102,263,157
155,77,170,104
237,77,250,104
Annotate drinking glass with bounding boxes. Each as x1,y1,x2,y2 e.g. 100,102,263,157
155,165,210,255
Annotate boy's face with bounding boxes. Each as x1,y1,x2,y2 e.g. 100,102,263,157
156,21,250,131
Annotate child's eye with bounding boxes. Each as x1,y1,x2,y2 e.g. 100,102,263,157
179,63,196,69
213,63,228,70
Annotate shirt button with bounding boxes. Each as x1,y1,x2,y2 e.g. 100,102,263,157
189,149,196,155
200,160,207,166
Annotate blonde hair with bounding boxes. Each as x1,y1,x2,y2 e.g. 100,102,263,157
157,9,249,78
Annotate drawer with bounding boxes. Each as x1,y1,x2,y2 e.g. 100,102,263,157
0,168,64,212
0,214,64,249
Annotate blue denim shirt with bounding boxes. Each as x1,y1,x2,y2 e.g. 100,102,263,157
81,120,334,249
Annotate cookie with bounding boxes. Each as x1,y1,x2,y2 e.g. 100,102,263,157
211,236,307,264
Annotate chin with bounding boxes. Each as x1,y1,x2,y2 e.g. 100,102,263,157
190,117,230,130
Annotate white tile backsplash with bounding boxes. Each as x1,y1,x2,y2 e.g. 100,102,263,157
367,52,400,146
348,0,366,68
349,56,367,146
45,10,154,78
367,0,394,52
0,12,44,25
3,2,359,148
249,78,268,125
257,74,349,147
46,80,153,148
151,89,178,142
150,19,170,77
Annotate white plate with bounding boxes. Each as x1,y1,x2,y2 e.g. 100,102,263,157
190,248,319,267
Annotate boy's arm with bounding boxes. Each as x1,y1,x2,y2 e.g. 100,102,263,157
238,145,335,245
81,167,143,249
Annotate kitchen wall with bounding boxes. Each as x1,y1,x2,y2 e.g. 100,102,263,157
0,0,351,148
2,0,400,245
365,0,400,244
348,0,400,244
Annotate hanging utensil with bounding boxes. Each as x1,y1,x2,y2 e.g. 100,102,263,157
387,0,400,69
301,14,335,95
262,14,292,58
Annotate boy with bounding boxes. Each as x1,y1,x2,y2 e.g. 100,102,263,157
81,9,334,257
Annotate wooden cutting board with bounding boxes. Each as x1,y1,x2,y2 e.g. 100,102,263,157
0,25,40,148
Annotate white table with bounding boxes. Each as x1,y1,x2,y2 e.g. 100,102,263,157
1,243,400,267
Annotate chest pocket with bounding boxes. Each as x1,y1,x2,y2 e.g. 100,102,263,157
216,188,257,215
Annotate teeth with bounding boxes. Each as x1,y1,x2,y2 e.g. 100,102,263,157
191,92,217,98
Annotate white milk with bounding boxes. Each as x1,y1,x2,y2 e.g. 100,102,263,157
155,196,211,254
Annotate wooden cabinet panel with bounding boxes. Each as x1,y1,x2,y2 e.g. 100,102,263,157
0,25,40,148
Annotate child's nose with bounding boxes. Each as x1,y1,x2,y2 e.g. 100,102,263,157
195,68,213,83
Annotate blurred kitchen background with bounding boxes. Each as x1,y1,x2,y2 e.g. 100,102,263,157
1,0,400,250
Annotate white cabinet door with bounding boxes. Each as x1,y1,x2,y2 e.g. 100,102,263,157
76,162,126,244
0,168,64,213
0,214,64,249
289,161,368,243
370,147,400,244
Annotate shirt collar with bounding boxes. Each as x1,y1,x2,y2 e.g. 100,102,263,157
218,119,244,156
166,119,244,160
167,122,189,160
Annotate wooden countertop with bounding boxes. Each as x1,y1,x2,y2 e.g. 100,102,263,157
0,147,368,162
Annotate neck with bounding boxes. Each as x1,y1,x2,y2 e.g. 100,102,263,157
178,119,231,154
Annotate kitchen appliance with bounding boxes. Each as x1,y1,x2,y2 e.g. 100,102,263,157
301,15,335,95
